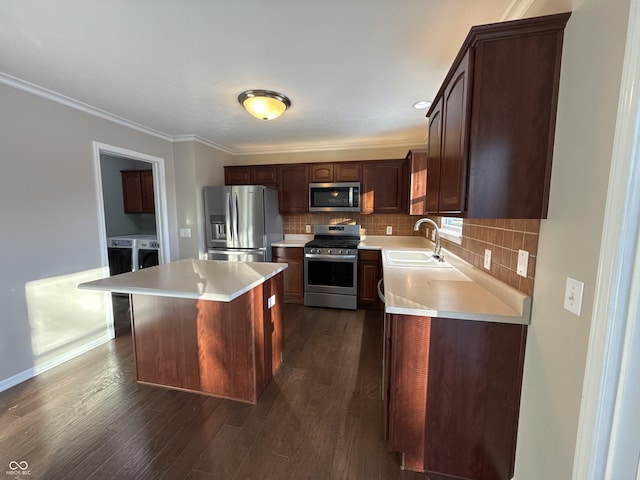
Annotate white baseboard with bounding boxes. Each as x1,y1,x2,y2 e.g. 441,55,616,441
0,334,113,393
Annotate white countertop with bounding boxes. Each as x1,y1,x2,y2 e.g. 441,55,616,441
379,246,530,325
78,259,288,302
271,234,312,248
273,234,530,324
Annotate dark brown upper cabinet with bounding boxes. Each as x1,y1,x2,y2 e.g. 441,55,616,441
224,166,251,185
121,169,154,214
277,164,309,213
250,165,278,185
224,165,277,185
361,159,406,214
425,12,571,218
309,161,361,183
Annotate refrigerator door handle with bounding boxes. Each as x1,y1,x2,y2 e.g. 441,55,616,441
233,191,239,242
225,192,233,242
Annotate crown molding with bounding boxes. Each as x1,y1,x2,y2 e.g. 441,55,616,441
0,71,173,142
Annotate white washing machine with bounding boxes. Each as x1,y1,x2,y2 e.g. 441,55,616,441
136,236,160,270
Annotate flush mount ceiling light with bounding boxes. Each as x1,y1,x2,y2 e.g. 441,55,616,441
238,89,291,120
413,100,432,110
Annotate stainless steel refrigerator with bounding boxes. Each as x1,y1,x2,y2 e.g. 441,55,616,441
204,185,283,262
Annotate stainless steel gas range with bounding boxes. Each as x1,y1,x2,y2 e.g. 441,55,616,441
304,224,360,310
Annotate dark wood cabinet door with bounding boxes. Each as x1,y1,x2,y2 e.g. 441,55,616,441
439,49,472,214
407,149,428,215
121,171,143,213
424,318,527,480
335,161,361,182
250,165,277,185
357,249,381,308
272,247,304,304
277,165,309,213
224,166,251,185
140,170,155,213
310,163,334,183
426,99,443,213
121,170,154,214
361,160,406,214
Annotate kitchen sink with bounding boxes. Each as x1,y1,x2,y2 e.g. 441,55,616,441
384,250,452,268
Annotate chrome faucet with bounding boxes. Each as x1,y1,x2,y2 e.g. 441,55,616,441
413,217,444,261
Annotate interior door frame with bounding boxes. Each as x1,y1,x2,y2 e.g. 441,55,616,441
92,142,172,268
571,0,640,477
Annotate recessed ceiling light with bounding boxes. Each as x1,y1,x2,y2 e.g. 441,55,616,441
413,100,432,110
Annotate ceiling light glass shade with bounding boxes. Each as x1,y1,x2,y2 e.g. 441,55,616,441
238,90,291,120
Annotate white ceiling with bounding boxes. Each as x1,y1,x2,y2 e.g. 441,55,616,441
0,0,570,155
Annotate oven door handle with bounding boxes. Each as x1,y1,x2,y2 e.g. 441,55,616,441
304,253,357,261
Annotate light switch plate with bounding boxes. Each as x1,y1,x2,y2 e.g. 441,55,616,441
564,277,584,316
179,228,191,238
386,226,392,235
484,249,491,270
517,250,529,277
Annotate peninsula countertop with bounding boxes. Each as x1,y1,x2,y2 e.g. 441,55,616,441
78,258,288,302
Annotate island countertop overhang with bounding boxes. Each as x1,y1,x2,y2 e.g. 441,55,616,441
78,258,288,302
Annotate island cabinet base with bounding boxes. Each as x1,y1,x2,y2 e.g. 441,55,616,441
385,314,527,480
130,273,284,404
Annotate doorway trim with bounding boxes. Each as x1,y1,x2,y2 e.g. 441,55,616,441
572,0,640,477
92,142,171,268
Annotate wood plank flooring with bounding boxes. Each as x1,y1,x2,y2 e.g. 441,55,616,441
0,304,425,479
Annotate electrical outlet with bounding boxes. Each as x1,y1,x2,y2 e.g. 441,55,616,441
431,229,436,241
484,249,492,270
386,226,393,235
305,224,311,233
179,228,191,238
267,294,276,309
564,277,584,316
517,250,529,277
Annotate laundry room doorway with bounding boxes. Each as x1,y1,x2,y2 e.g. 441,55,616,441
92,142,171,337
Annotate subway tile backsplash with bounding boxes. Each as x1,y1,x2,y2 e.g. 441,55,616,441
283,214,539,296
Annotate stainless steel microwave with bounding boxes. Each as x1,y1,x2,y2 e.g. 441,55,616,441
309,182,360,212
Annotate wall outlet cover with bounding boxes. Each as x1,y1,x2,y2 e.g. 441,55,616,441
267,294,276,309
517,249,529,277
484,249,492,270
305,224,311,233
386,226,393,235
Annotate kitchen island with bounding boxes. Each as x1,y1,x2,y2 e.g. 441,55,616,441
79,259,287,404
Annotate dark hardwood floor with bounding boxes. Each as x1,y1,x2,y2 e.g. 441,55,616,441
0,304,425,479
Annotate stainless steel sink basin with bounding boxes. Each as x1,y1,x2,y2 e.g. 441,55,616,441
384,250,452,268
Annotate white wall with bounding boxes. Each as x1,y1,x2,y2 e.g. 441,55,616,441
514,0,631,478
0,82,177,389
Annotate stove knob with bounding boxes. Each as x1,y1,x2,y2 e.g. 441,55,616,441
339,250,344,254
327,249,332,255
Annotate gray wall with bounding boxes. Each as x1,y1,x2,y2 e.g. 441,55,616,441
514,0,630,478
172,140,229,260
0,82,178,387
100,154,156,237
